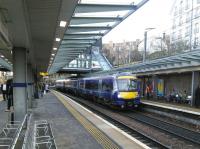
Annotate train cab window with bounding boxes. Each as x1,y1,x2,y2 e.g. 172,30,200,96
117,79,137,91
102,79,113,92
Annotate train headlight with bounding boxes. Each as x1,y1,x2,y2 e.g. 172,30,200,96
117,93,121,98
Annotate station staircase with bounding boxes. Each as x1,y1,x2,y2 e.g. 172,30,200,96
92,49,112,71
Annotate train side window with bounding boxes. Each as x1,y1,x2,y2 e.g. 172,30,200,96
102,79,113,92
91,80,99,90
79,81,84,89
85,80,90,89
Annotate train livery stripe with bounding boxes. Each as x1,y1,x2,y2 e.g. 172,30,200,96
117,76,136,79
118,92,138,100
53,91,120,149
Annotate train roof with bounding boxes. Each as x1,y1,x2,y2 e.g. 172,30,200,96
82,73,136,80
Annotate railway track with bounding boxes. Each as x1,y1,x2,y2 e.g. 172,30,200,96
62,92,200,149
122,112,200,145
63,93,169,149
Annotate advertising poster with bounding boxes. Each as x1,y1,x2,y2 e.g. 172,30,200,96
157,79,164,96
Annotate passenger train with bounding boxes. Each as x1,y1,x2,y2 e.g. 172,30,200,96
55,73,141,109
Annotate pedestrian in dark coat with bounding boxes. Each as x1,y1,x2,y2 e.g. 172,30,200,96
5,79,13,111
195,85,200,107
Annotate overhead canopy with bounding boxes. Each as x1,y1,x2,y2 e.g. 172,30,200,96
91,49,200,76
48,0,149,74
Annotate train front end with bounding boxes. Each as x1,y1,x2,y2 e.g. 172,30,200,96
115,76,140,108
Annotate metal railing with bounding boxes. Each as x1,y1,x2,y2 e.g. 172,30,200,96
33,120,57,149
0,114,27,149
22,114,34,149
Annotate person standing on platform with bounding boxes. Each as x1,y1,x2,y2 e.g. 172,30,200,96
146,85,150,100
195,85,200,108
5,79,13,112
45,84,49,93
1,83,7,101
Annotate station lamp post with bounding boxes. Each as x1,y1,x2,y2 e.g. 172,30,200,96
143,27,155,63
155,37,163,51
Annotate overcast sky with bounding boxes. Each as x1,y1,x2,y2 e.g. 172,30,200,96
102,0,175,43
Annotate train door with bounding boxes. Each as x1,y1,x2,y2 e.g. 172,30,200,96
101,78,113,104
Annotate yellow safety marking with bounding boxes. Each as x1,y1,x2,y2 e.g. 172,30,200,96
117,76,136,79
52,91,120,149
119,92,138,100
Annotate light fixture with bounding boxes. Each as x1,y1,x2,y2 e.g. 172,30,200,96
59,21,67,27
51,53,55,56
50,57,53,60
53,47,57,50
55,38,60,42
1,55,4,58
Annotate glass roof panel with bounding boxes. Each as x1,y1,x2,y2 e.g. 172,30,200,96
63,35,102,39
66,29,108,34
70,21,117,27
61,40,96,44
79,0,134,5
48,0,148,74
74,10,130,18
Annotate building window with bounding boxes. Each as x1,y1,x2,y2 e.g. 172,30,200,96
186,12,191,22
195,7,200,17
172,32,176,41
178,30,182,39
185,0,189,10
179,1,183,14
185,26,190,37
174,6,178,16
194,37,199,47
195,23,199,33
197,0,200,4
179,16,182,26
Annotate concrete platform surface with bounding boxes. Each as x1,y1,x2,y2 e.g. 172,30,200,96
31,92,105,149
142,100,200,116
53,91,149,149
0,100,8,129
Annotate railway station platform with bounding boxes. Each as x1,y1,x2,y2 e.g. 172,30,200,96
0,99,8,129
28,91,149,149
141,99,200,116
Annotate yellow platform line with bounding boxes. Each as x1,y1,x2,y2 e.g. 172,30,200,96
52,91,120,149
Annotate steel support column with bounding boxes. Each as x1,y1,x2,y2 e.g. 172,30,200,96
191,71,199,106
152,75,158,99
27,64,33,108
13,47,27,121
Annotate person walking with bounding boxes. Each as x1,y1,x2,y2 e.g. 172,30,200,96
146,84,150,100
195,85,200,108
1,83,7,101
5,79,13,112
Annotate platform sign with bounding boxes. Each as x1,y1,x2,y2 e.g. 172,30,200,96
39,72,48,76
157,79,164,96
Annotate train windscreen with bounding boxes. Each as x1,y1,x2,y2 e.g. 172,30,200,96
117,79,137,91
